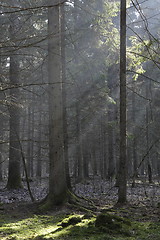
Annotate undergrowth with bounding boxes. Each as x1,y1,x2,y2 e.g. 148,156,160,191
0,206,160,240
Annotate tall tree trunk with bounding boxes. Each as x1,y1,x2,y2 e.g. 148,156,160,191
100,116,107,179
82,137,89,179
6,9,22,189
0,48,3,181
61,3,71,189
36,99,42,178
131,81,138,187
157,153,160,177
46,0,67,206
107,64,118,182
91,140,97,176
146,81,153,183
107,115,115,180
30,92,35,178
73,0,84,183
27,105,32,178
117,0,127,204
76,101,83,182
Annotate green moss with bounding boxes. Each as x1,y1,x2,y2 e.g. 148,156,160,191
60,216,82,227
0,214,62,240
95,213,132,236
39,200,53,212
0,210,160,240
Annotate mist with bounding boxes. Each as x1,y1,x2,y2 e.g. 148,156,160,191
0,0,160,205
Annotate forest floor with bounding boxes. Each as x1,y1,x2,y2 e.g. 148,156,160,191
0,177,160,240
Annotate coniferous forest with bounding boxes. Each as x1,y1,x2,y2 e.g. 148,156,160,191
0,1,160,239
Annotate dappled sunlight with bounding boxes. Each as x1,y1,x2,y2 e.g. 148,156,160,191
0,211,160,240
0,214,62,240
1,0,160,239
0,213,97,240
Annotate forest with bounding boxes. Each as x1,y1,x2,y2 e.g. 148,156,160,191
0,0,160,239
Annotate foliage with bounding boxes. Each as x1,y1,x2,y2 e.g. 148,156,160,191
127,36,150,80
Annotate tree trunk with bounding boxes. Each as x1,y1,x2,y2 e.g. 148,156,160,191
146,82,153,183
82,138,89,179
131,81,138,187
6,10,23,189
36,100,42,178
27,105,32,178
76,101,84,182
117,0,127,204
61,3,71,189
0,49,3,181
46,0,67,206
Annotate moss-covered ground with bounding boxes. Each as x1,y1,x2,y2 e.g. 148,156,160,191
0,202,159,240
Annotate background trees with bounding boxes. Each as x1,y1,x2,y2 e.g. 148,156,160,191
0,0,160,204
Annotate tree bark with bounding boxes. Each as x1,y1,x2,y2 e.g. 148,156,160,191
131,81,138,187
6,9,23,189
117,0,127,204
146,81,153,183
61,3,71,189
46,0,67,206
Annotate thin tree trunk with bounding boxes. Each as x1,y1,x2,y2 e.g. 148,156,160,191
36,101,42,178
27,105,31,178
0,49,3,181
30,92,35,178
117,0,127,204
61,3,71,189
107,110,115,180
146,82,153,183
76,101,83,182
131,81,138,187
82,137,89,179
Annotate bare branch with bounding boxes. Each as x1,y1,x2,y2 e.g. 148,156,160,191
0,1,67,15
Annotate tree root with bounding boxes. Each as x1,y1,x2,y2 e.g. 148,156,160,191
38,189,97,213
